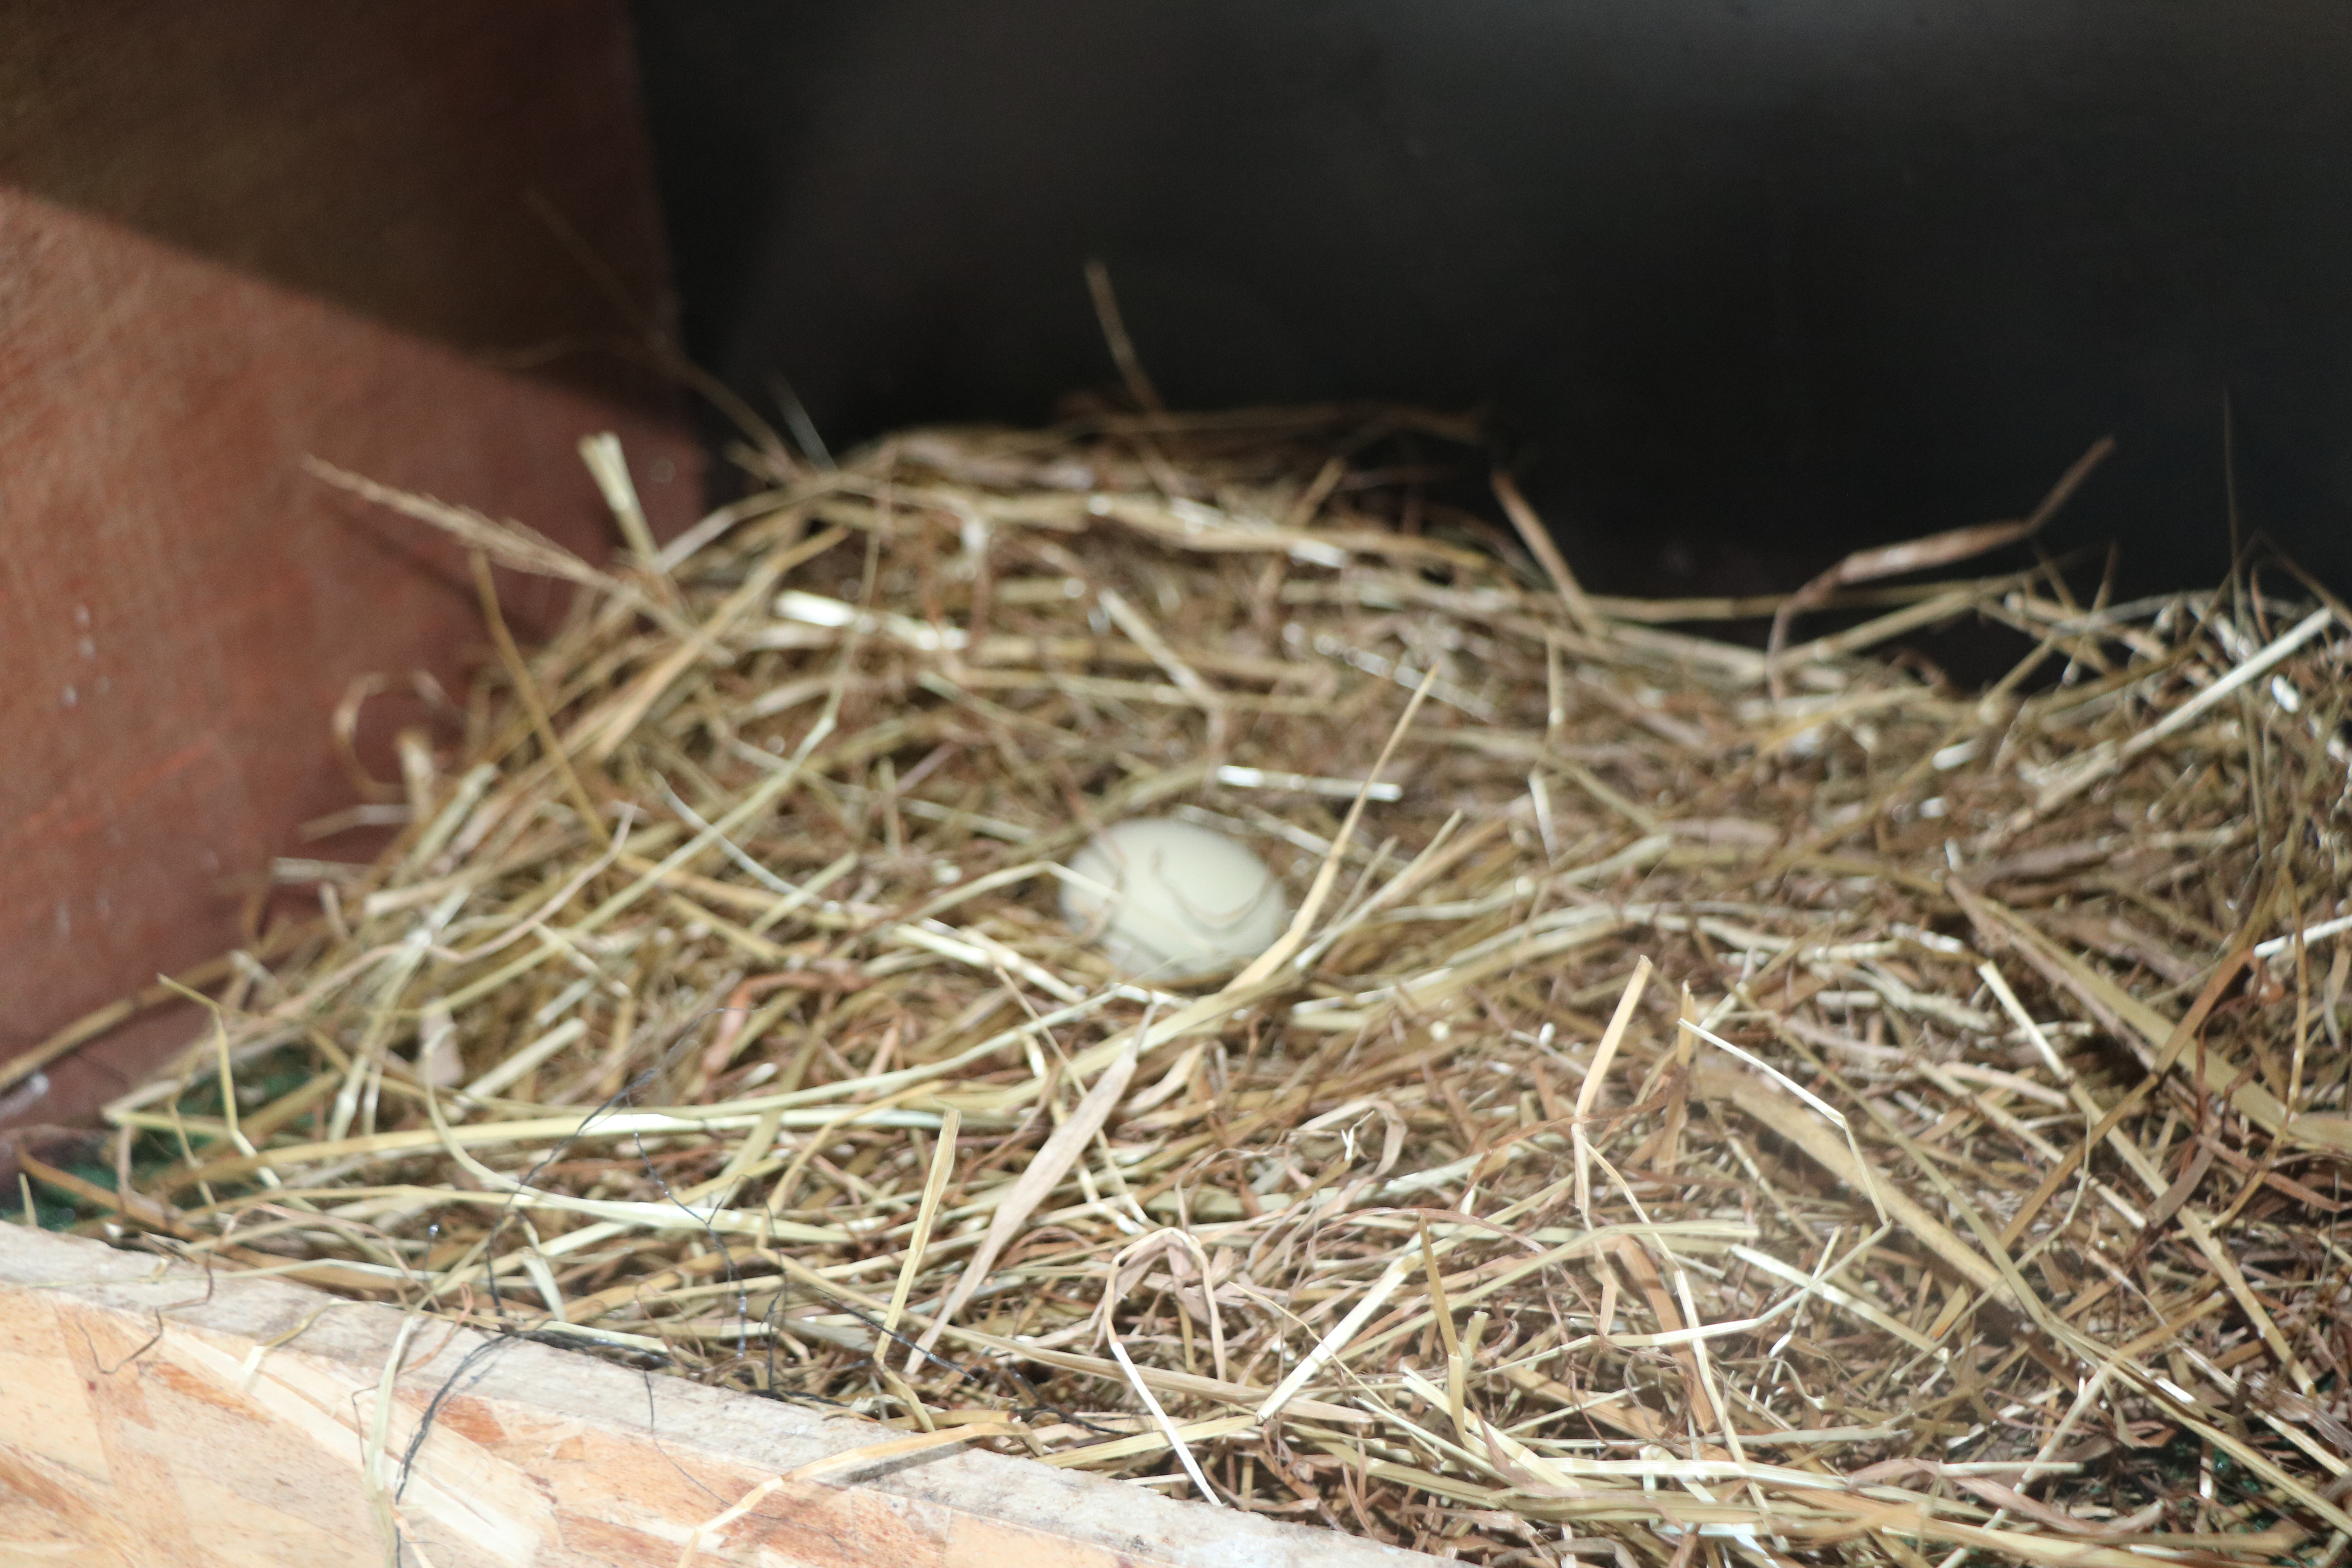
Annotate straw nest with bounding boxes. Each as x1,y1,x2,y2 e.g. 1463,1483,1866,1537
36,405,2352,1564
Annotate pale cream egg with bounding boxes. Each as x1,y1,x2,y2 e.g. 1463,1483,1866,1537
1059,817,1288,981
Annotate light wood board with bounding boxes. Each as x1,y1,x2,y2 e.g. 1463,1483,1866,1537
0,1223,1433,1566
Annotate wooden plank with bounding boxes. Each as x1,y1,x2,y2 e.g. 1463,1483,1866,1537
0,2,699,1136
0,1225,1433,1567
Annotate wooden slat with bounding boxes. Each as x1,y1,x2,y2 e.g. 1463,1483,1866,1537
0,1224,1431,1567
0,1,698,1138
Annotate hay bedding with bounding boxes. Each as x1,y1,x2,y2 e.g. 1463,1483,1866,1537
38,404,2352,1564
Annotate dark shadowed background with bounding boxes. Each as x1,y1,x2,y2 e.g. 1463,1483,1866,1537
632,0,2352,602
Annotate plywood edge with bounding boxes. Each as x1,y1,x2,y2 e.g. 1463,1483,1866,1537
0,1223,1434,1567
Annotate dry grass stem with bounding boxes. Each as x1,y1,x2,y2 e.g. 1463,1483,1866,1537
36,407,2352,1564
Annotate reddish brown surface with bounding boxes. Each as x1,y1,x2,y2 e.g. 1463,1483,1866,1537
0,4,698,1142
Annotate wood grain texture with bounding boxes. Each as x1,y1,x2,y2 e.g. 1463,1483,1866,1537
0,1225,1432,1567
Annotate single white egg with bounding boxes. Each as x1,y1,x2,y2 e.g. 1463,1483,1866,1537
1060,817,1288,981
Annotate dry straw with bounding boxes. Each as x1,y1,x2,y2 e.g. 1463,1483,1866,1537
30,401,2352,1564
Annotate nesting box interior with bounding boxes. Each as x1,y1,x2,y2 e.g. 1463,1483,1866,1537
6,7,2352,1568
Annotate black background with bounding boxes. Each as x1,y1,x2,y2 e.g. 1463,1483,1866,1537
632,1,2352,601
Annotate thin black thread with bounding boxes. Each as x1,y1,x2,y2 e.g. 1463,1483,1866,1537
631,1127,750,1358
642,1366,724,1503
477,1001,751,1315
395,1335,517,1501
